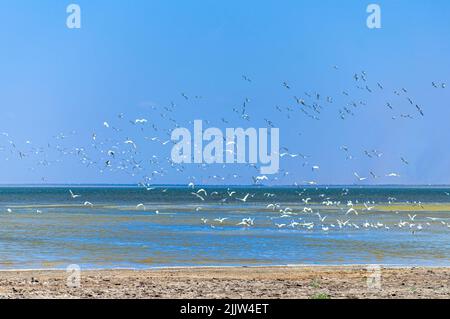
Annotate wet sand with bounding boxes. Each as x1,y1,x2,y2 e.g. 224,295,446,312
0,266,449,299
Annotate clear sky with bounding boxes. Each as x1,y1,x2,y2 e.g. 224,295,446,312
0,0,449,185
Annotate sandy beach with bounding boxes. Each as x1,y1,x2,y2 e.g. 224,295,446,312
0,266,449,299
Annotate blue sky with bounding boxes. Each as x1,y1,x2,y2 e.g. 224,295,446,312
0,0,449,185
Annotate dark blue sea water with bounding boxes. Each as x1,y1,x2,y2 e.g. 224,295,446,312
1,186,450,269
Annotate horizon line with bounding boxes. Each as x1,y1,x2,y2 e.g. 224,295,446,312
1,183,450,188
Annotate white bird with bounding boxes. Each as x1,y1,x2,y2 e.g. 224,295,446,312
124,140,137,149
302,198,311,204
316,213,327,222
227,191,236,197
237,218,254,227
83,201,94,207
346,208,358,215
136,203,146,210
214,218,228,223
191,192,205,201
253,175,269,183
266,203,280,210
69,190,81,199
354,172,367,181
237,193,251,202
337,219,350,228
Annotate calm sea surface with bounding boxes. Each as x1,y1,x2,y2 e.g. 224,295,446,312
1,186,450,269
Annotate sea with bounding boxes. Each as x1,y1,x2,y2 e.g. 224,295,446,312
1,186,449,270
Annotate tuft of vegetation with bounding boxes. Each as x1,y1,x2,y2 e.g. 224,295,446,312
310,279,322,289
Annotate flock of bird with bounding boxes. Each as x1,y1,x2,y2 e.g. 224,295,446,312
1,66,449,235
183,186,450,233
4,185,449,236
1,68,446,185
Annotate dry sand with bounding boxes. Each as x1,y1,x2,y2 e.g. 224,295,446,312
0,266,449,299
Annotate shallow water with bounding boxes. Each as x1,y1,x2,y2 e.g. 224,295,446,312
1,186,450,269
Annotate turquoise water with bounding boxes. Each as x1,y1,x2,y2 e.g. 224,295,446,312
1,186,450,269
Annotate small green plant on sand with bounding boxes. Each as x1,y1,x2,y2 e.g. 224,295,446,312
311,293,330,299
310,279,322,289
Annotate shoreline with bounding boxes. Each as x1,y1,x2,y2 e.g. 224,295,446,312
2,263,450,272
1,266,449,299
